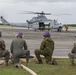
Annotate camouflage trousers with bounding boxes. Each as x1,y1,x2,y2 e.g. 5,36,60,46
68,53,76,63
0,50,10,66
34,49,53,63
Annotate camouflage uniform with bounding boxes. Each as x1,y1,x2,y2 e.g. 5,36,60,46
68,43,76,65
10,32,30,66
34,37,54,64
65,25,68,31
0,38,10,66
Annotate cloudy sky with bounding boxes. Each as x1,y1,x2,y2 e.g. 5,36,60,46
0,0,76,24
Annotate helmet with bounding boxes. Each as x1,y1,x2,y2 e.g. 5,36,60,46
43,31,50,37
17,32,23,36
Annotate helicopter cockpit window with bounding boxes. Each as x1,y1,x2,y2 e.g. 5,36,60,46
32,17,37,20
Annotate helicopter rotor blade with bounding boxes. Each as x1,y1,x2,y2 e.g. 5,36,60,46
51,14,72,16
22,11,42,14
20,12,35,14
61,14,72,15
23,11,38,14
20,11,71,16
21,11,51,15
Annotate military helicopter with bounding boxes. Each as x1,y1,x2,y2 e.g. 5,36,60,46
21,11,63,31
0,11,63,31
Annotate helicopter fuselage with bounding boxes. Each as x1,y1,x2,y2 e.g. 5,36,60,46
27,15,63,31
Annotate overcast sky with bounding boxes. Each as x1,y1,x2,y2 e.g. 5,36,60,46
0,0,76,24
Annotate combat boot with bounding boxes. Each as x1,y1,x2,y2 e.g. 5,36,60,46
69,61,75,66
5,59,9,66
71,62,75,66
46,59,58,65
5,62,8,66
51,59,58,65
36,59,43,64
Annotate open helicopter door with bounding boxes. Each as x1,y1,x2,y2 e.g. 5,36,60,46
39,22,45,30
39,22,51,31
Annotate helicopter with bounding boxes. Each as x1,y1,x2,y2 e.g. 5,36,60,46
21,11,63,31
0,11,63,31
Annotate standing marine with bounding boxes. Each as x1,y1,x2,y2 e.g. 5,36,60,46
0,31,10,66
34,31,55,64
10,32,30,67
68,43,76,66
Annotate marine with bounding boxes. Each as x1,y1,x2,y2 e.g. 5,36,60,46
0,31,10,66
34,31,55,64
10,32,30,67
68,43,76,66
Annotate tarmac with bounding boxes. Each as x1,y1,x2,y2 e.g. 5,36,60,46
0,27,76,58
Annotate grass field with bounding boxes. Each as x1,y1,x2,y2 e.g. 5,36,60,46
0,25,12,28
0,59,76,75
0,64,31,75
68,26,76,29
27,58,76,75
